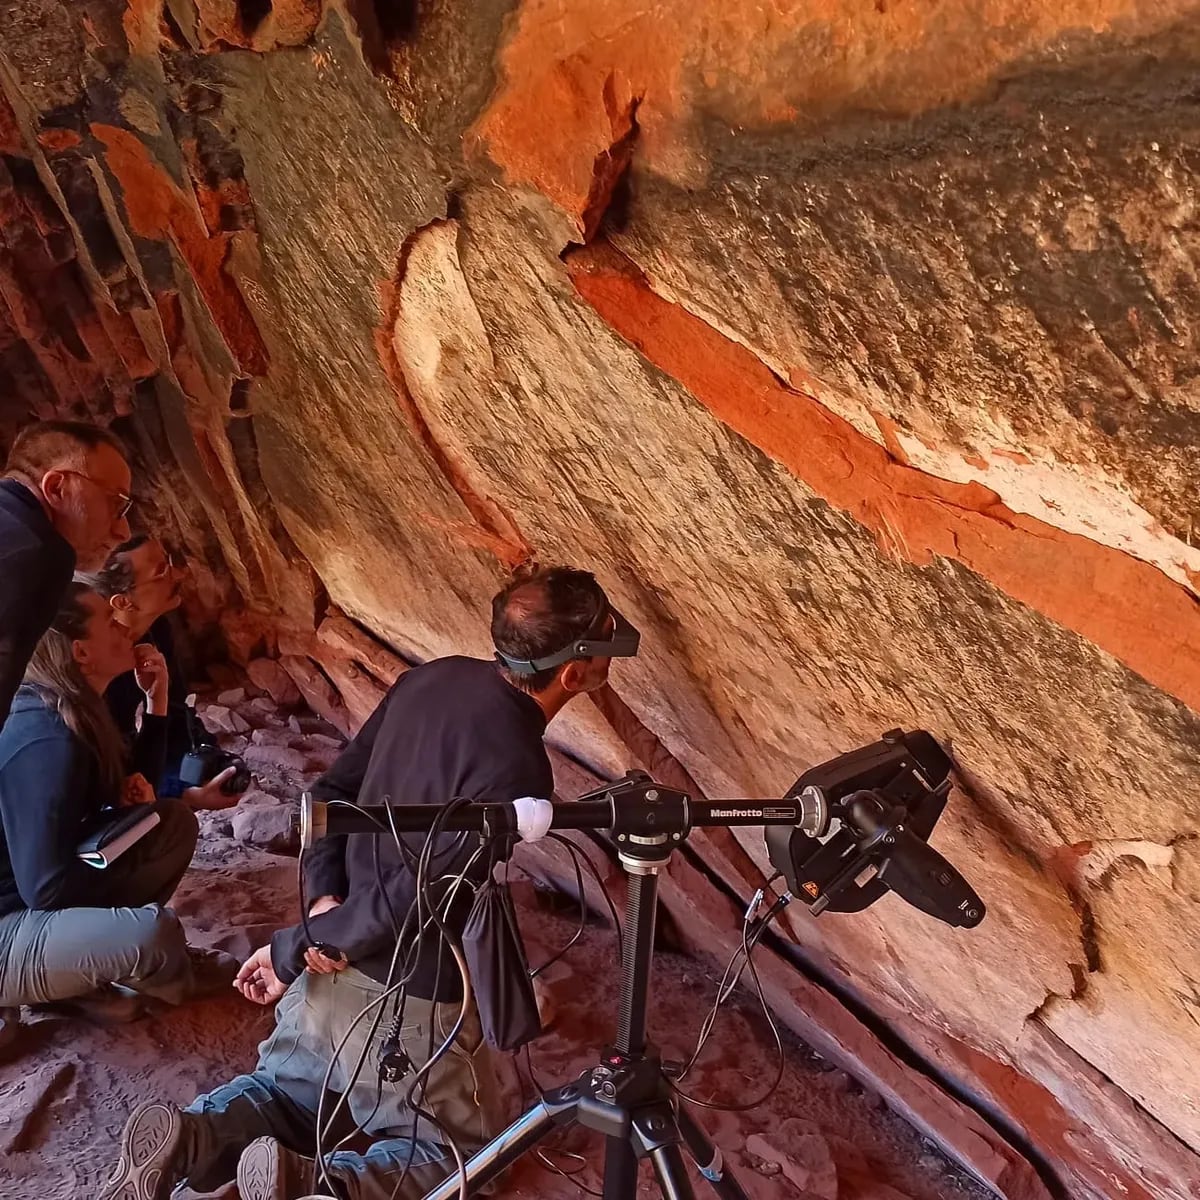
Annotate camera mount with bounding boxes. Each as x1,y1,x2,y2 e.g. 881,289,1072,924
300,728,985,1199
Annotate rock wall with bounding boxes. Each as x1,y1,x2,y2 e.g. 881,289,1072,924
1,4,1199,1197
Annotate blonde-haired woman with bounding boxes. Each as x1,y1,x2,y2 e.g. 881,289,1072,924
0,582,236,1041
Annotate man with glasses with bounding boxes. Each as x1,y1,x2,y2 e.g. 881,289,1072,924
89,536,246,810
0,420,132,729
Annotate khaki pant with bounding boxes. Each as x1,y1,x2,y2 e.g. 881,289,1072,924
184,966,503,1200
0,799,198,1007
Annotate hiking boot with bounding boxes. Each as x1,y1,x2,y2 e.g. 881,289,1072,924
186,946,240,998
98,1101,187,1200
35,984,145,1027
237,1136,336,1200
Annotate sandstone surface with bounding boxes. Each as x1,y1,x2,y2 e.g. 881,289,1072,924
1,3,1199,1196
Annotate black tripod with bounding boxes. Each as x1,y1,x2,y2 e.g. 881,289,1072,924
421,831,748,1200
302,735,986,1199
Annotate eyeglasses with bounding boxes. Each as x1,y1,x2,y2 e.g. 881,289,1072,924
60,470,133,520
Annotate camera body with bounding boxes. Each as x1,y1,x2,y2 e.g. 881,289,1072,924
179,744,251,795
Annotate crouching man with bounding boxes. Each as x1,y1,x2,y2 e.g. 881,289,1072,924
99,566,640,1200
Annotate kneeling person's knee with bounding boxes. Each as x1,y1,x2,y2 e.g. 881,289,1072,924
129,905,187,969
153,797,199,857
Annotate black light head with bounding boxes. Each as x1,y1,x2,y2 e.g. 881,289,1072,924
765,730,985,929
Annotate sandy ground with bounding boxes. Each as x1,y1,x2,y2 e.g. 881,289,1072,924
0,698,988,1200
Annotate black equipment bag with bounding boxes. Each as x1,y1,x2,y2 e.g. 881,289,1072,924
462,871,543,1051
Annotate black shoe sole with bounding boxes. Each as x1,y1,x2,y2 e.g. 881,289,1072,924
98,1101,182,1200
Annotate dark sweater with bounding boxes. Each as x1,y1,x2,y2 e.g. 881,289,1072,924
271,656,554,998
0,480,75,727
106,616,205,797
0,686,167,916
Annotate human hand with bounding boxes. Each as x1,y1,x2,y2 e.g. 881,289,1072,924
121,772,157,807
234,945,287,1005
308,895,342,918
183,766,244,811
304,945,348,975
133,645,169,715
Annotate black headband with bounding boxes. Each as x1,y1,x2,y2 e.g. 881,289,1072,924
494,604,641,676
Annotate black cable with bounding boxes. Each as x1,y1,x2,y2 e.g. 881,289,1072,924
387,796,475,1200
529,833,622,977
670,903,788,1113
309,799,481,1199
310,857,482,1200
312,920,409,1196
528,837,586,978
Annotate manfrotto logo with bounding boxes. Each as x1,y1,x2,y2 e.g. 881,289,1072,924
710,808,762,818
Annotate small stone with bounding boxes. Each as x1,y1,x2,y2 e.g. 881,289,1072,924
199,704,237,735
246,658,302,707
216,687,246,706
305,732,344,752
251,727,298,748
238,788,280,808
243,744,310,773
231,801,299,854
744,1132,837,1199
748,1156,782,1176
230,712,251,733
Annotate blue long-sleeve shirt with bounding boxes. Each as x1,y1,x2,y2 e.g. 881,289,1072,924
0,686,166,915
0,480,75,727
106,616,206,797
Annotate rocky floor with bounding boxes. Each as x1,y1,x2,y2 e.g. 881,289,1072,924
0,686,989,1200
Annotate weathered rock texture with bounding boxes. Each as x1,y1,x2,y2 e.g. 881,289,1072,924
1,4,1199,1197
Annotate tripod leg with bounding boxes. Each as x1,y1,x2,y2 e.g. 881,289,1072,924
648,1143,698,1200
603,1138,639,1200
421,1101,557,1200
676,1106,751,1200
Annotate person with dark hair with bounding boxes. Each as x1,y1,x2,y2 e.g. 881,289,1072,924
0,584,238,1042
88,536,244,810
0,419,132,727
99,566,641,1200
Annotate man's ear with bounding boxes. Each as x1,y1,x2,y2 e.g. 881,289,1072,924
110,592,134,614
558,661,583,695
40,469,67,507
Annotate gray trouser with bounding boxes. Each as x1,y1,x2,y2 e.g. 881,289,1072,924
184,966,503,1200
0,799,199,1007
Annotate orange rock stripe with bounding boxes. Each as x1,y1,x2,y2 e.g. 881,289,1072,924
568,244,1200,712
91,123,268,377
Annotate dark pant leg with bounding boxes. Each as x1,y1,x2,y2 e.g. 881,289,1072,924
93,798,198,907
